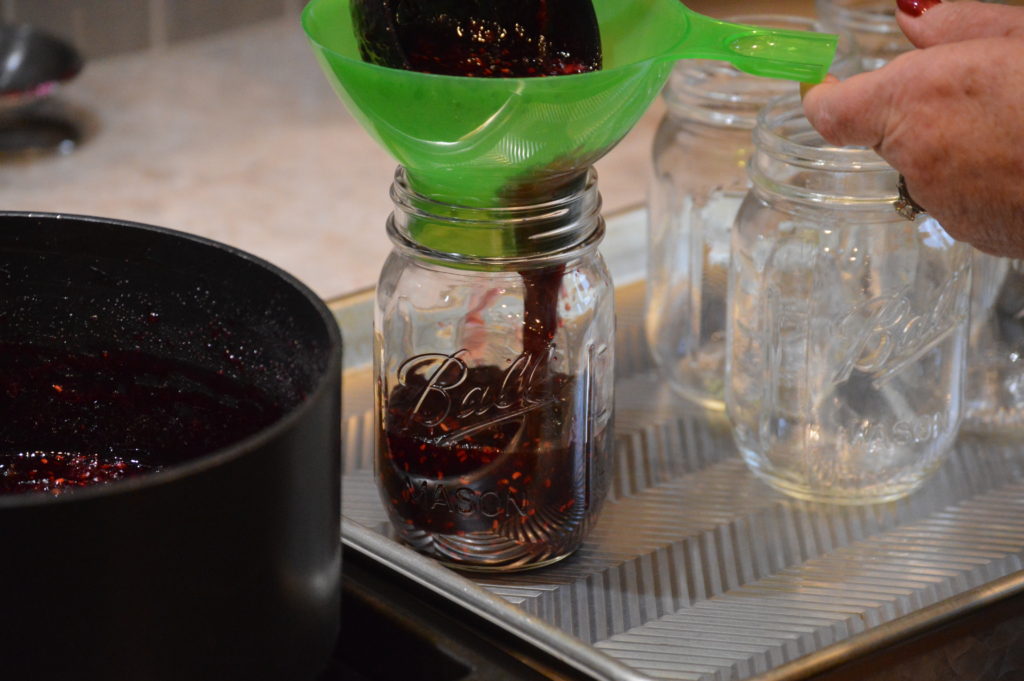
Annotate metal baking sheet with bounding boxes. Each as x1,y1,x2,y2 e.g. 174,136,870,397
329,207,1024,681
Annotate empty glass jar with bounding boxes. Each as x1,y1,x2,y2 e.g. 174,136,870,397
644,15,819,412
816,0,1003,73
375,168,615,571
963,252,1024,437
727,95,972,505
815,0,912,72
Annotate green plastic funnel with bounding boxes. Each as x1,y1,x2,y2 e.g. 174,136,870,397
302,0,837,204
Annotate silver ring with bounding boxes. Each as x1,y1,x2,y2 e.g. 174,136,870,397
894,174,926,221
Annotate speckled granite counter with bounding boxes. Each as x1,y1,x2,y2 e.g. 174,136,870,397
0,17,663,300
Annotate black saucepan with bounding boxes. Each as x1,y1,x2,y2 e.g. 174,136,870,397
0,212,342,680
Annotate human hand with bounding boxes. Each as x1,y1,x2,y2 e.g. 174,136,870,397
802,1,1024,257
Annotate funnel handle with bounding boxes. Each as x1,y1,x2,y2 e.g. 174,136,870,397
675,15,837,83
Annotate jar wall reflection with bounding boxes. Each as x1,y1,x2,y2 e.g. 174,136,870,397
964,252,1024,437
726,95,972,505
644,15,820,412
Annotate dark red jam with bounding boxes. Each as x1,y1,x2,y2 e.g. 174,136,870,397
0,343,284,495
0,450,157,495
379,360,607,561
353,0,602,78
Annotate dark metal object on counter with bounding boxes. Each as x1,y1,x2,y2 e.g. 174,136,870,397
0,24,82,106
0,24,84,155
0,212,342,681
0,105,81,154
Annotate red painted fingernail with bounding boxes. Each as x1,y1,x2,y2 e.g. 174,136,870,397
897,0,941,17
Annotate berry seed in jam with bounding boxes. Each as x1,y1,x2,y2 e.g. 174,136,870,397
0,450,158,495
0,343,284,496
379,359,610,568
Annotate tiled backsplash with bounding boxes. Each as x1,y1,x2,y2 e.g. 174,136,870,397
1,0,304,59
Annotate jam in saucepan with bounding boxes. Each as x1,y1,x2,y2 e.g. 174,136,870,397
0,343,283,495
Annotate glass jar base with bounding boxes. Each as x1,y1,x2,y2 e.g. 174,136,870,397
652,355,727,413
749,469,929,505
398,528,582,572
439,551,574,573
740,452,938,506
667,382,725,413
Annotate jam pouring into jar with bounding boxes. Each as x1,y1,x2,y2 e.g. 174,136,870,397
352,0,604,359
355,0,614,570
304,0,837,570
352,0,604,375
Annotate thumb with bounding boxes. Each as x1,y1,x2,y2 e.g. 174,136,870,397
801,69,895,148
897,0,1024,47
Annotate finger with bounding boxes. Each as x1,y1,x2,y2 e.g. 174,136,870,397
801,67,898,148
897,0,1024,48
799,73,838,102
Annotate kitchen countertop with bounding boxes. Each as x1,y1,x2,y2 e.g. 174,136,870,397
0,17,664,301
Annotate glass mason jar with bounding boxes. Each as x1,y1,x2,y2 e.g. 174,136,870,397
375,168,615,571
645,15,818,412
815,0,912,72
727,95,972,505
963,252,1024,437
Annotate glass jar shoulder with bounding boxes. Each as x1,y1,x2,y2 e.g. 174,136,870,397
652,114,754,176
377,248,612,300
735,190,931,234
376,250,614,352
